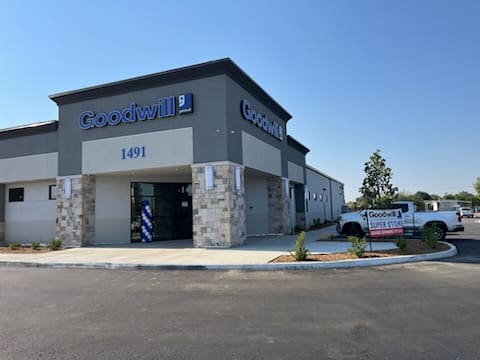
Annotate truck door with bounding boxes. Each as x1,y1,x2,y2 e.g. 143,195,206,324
393,203,414,235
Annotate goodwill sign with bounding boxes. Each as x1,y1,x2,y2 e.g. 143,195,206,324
78,93,193,130
367,209,404,237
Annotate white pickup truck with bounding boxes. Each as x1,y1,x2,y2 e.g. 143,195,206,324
336,201,464,240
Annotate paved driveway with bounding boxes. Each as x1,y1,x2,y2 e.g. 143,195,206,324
0,222,478,359
441,218,480,263
1,262,479,360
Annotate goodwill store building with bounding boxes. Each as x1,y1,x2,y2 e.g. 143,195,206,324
0,59,345,248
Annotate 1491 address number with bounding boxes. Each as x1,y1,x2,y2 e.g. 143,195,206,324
121,146,146,160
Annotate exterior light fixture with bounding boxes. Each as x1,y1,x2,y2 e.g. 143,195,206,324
205,165,214,190
235,166,241,191
64,177,72,199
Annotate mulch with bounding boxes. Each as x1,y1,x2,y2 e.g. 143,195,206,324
0,247,53,254
269,240,450,263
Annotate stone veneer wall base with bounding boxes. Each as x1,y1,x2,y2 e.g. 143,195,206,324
56,175,95,247
267,177,292,234
192,162,246,248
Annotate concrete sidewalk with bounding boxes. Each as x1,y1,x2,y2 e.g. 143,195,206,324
0,226,456,270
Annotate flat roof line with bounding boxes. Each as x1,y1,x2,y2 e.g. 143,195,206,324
0,120,58,133
306,164,344,186
49,58,292,122
287,135,310,154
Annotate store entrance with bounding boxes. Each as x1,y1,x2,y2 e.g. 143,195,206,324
130,182,193,242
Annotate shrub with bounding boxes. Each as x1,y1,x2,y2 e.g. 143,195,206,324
347,236,367,258
421,225,438,249
8,243,21,250
395,237,407,250
289,231,309,261
31,242,41,250
313,218,321,227
48,239,62,251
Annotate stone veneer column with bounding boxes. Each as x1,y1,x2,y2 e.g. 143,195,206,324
56,175,95,247
191,162,246,248
267,176,292,234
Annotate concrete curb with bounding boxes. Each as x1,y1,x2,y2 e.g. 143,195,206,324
0,242,457,271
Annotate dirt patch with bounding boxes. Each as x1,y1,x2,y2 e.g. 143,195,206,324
270,240,450,263
0,246,59,254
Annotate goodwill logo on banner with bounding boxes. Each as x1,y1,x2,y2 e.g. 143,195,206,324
367,209,404,237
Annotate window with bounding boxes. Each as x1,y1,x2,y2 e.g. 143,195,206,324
9,188,24,202
313,193,317,200
49,185,57,200
392,203,409,213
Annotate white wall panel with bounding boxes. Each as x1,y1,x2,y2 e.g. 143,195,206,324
4,180,56,243
288,161,304,184
82,128,193,174
0,153,58,183
242,131,281,176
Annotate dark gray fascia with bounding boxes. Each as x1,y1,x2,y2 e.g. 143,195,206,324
49,58,292,122
287,135,310,155
0,121,58,140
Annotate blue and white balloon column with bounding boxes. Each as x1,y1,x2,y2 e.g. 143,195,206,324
141,200,153,243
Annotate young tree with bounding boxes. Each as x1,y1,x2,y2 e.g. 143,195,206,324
475,177,480,197
359,149,398,208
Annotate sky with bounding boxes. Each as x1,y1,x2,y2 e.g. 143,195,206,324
0,0,479,201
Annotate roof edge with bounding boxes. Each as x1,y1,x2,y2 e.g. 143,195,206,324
49,58,292,121
287,135,310,154
0,120,58,140
306,164,344,185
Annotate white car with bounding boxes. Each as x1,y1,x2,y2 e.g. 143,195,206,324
460,207,474,218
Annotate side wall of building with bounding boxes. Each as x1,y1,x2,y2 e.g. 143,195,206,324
4,180,57,243
306,170,331,225
306,168,345,226
0,184,4,242
330,180,345,220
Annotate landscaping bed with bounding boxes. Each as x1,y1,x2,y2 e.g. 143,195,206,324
0,240,63,254
0,246,53,254
270,239,450,263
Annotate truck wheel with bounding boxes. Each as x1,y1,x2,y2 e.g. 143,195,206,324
346,223,365,238
426,223,446,241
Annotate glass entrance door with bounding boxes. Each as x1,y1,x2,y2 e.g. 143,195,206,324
130,182,193,242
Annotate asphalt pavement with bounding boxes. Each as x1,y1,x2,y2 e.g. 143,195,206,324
0,220,478,359
440,218,480,263
0,262,479,360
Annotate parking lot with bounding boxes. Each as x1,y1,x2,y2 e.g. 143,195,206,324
0,220,479,359
442,217,480,263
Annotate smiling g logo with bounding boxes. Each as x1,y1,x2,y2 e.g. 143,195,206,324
178,93,193,114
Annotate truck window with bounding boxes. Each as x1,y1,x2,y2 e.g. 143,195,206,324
392,203,409,213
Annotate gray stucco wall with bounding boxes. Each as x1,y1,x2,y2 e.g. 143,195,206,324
225,77,289,177
286,144,306,184
0,184,5,222
56,75,228,176
286,144,305,168
0,132,57,159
